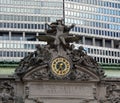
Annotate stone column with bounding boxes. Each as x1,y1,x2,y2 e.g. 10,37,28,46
36,32,39,41
82,36,85,44
9,31,11,40
93,37,95,46
102,38,105,47
111,40,114,48
119,41,120,49
23,32,25,41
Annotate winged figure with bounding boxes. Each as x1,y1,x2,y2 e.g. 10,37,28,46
36,19,79,51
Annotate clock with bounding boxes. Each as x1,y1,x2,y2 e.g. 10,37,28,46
51,57,71,76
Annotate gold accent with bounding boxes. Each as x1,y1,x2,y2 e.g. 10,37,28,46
51,57,70,76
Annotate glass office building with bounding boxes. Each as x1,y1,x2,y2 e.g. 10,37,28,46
64,0,120,64
0,0,63,62
0,0,120,64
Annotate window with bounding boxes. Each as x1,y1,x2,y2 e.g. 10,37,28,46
103,58,105,63
0,51,2,57
109,59,111,63
94,49,96,54
100,57,102,62
10,52,13,57
97,57,99,62
106,58,108,63
25,24,27,28
21,52,24,57
91,49,93,54
14,52,17,57
18,52,20,57
112,59,114,63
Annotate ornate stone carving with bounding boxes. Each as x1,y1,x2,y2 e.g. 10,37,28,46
100,83,120,103
26,98,43,103
0,81,15,103
105,83,120,103
27,67,97,81
15,20,105,81
93,87,97,100
25,85,29,99
72,69,91,81
69,46,105,79
31,68,49,80
15,45,51,76
33,98,43,103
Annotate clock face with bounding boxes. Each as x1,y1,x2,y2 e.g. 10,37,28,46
51,57,71,76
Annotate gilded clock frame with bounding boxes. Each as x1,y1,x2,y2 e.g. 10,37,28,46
51,57,71,76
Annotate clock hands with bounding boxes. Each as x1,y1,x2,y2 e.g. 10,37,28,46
51,57,71,76
58,63,64,70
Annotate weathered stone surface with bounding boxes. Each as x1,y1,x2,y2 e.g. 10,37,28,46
28,83,94,98
0,81,15,103
15,19,105,81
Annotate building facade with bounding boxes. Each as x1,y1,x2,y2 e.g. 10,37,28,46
0,0,120,64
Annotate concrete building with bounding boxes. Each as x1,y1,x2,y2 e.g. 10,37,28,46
0,0,120,65
65,0,120,65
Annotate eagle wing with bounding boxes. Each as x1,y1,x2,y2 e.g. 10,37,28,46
36,35,55,43
65,35,80,43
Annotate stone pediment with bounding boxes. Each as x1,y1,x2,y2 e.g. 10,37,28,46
22,63,101,82
15,19,105,82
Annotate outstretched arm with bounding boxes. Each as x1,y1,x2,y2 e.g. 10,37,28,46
45,23,57,28
65,23,75,32
69,23,75,29
45,23,51,27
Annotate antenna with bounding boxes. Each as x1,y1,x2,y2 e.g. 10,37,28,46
63,0,65,24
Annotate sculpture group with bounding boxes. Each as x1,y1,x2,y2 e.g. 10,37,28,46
15,19,105,80
0,20,120,103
